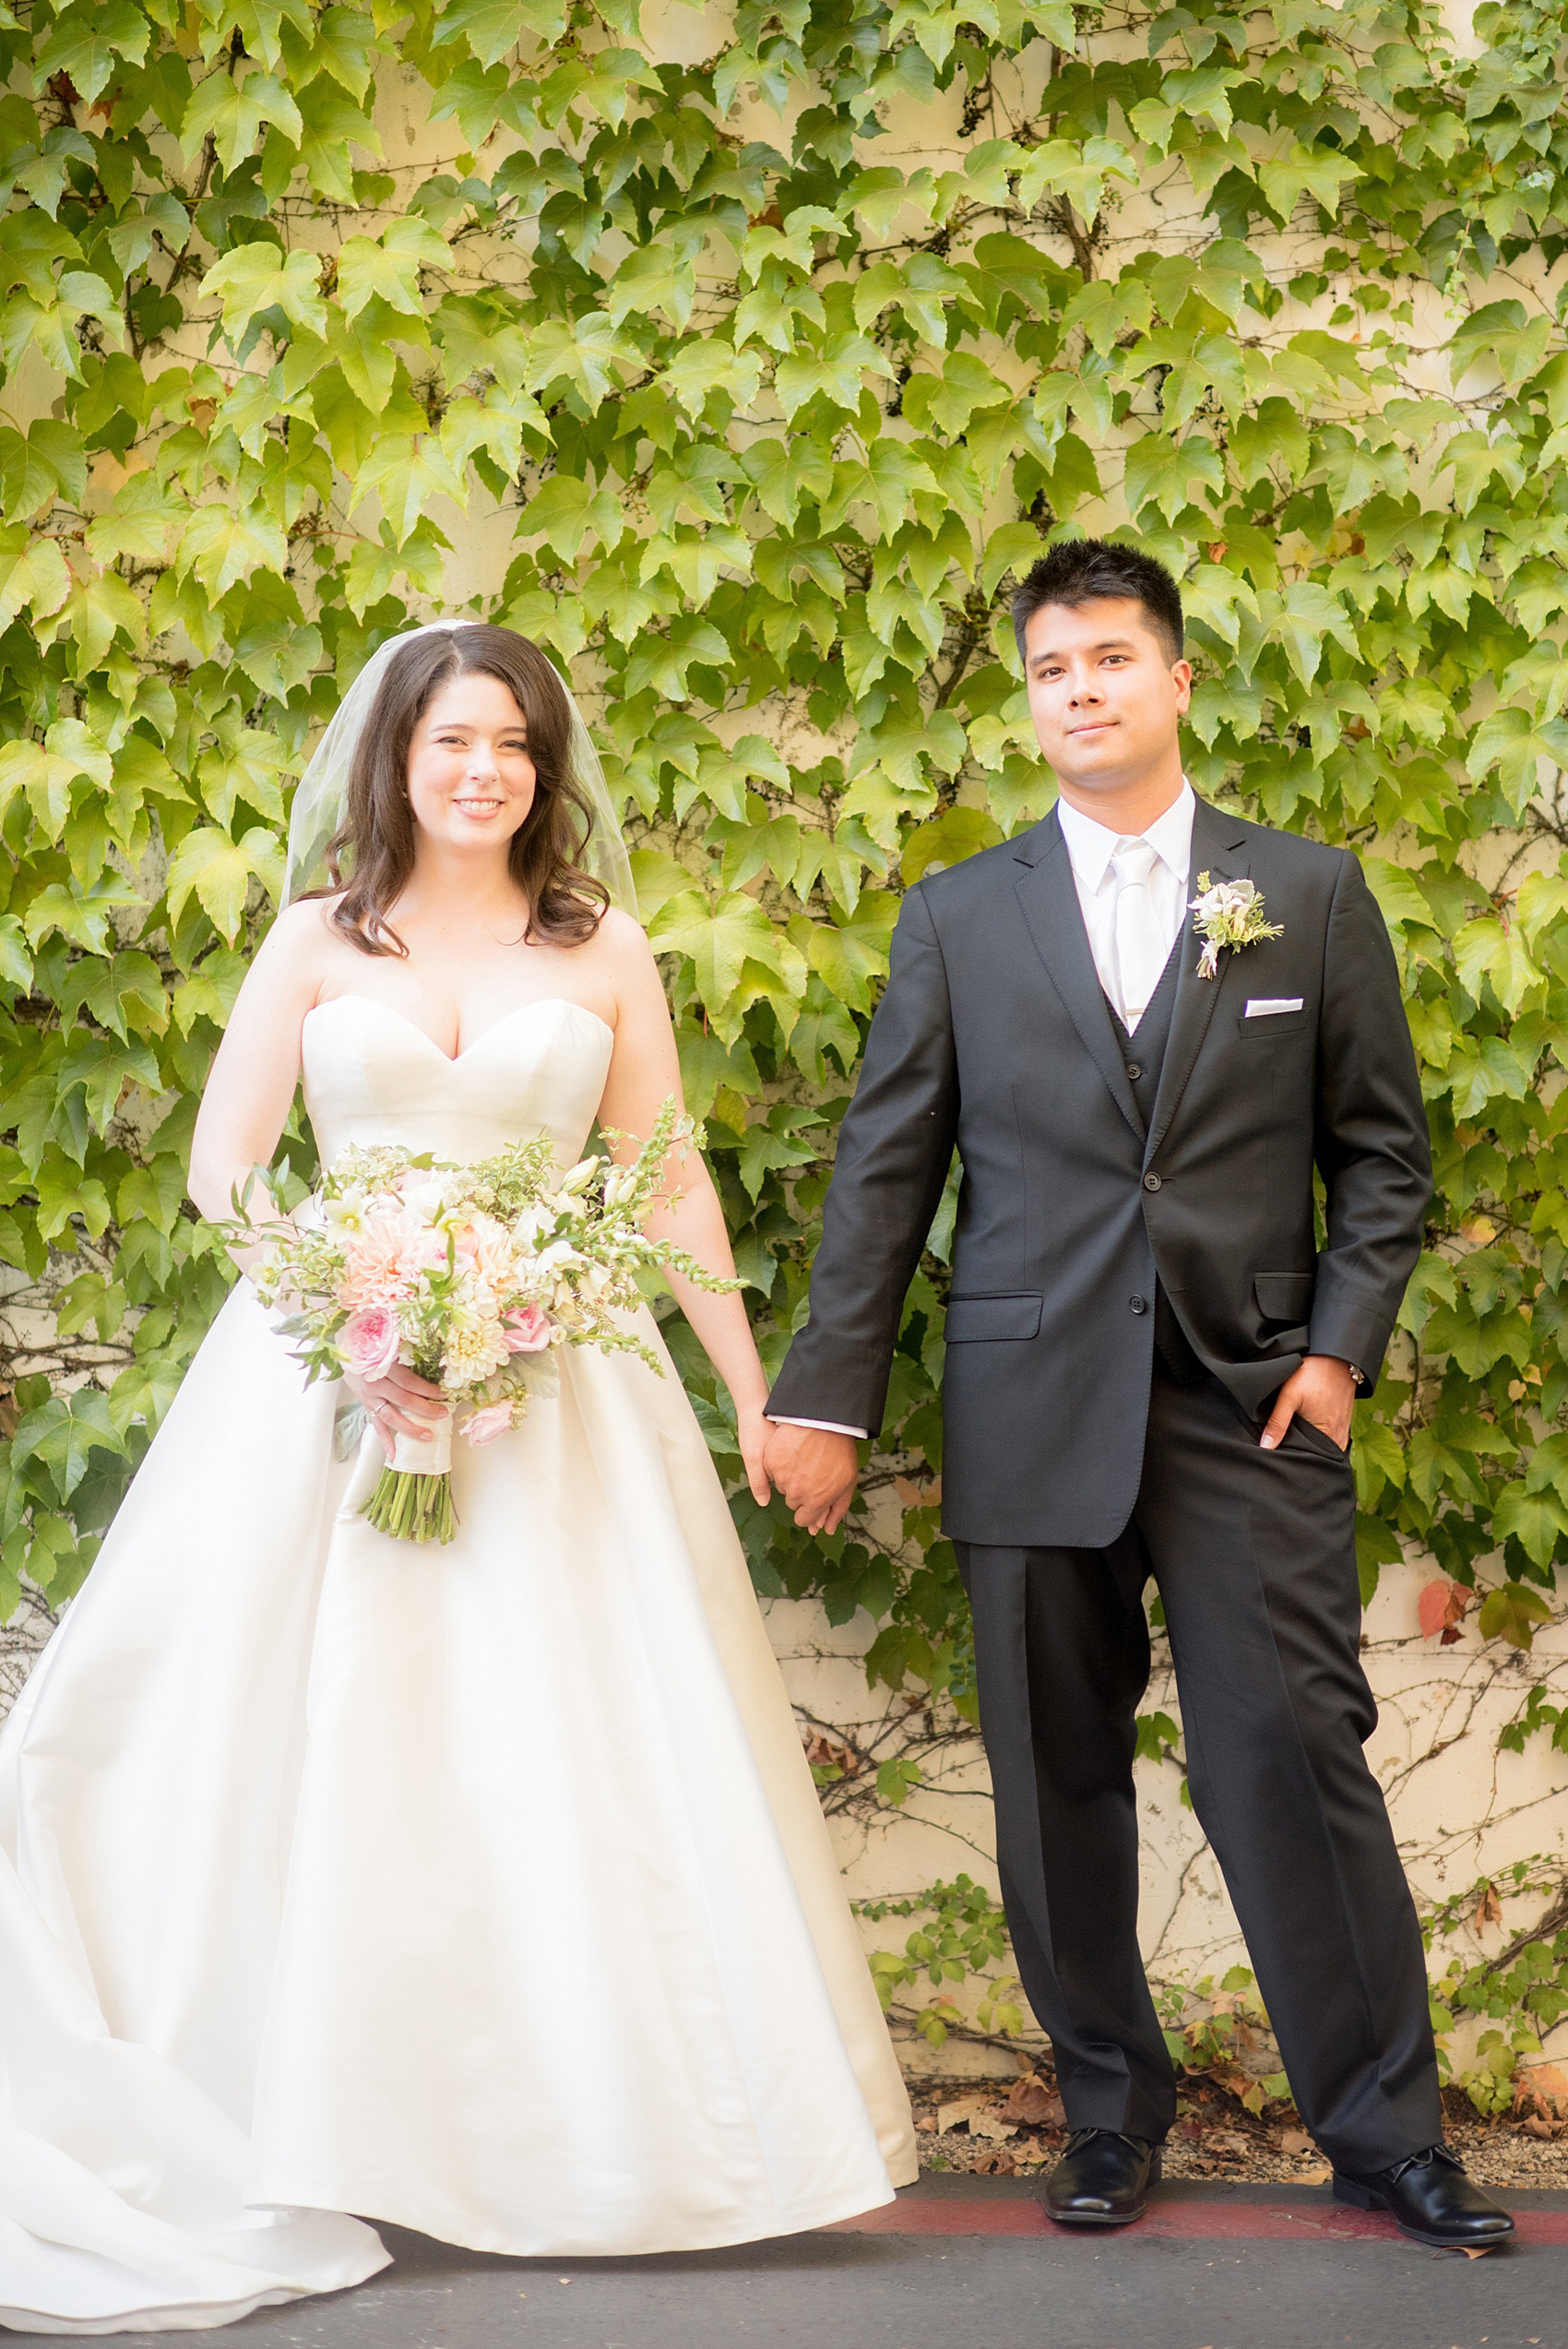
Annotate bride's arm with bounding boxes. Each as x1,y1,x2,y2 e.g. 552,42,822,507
188,900,445,1455
594,913,772,1506
187,900,329,1235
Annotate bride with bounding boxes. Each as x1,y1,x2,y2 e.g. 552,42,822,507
0,622,915,2334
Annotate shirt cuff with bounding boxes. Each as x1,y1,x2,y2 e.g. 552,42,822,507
766,1415,869,1438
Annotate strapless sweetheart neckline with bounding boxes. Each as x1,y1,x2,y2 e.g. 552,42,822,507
305,992,615,1067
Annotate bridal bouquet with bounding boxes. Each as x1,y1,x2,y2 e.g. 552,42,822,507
235,1099,728,1544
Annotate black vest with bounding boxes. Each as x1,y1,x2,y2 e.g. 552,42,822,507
1104,948,1204,1385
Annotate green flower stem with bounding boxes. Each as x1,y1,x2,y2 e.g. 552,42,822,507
362,1469,457,1546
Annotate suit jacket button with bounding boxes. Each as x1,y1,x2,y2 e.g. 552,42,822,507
1125,1062,1142,1079
1130,1294,1146,1314
1143,1171,1162,1191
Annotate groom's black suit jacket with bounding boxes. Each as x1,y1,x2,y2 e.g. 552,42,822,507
767,794,1431,1549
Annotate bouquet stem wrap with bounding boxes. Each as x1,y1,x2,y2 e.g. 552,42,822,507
365,1411,456,1545
387,1415,453,1477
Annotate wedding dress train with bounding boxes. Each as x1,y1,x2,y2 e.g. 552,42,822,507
0,994,914,2333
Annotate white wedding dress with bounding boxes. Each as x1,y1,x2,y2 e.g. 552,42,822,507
0,994,914,2334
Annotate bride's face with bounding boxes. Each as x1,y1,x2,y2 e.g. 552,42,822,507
406,673,537,854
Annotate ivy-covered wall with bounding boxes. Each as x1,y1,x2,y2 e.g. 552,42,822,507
0,0,1565,2095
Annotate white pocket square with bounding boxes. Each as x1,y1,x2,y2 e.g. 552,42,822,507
1244,997,1304,1017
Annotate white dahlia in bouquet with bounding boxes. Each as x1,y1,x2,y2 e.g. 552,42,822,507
232,1098,729,1544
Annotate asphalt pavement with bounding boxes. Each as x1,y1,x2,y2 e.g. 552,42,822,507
7,2178,1565,2349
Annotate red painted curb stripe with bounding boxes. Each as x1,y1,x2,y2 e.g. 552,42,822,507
828,2202,1038,2236
826,2199,1568,2245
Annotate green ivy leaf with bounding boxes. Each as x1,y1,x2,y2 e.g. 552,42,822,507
181,66,303,175
164,826,282,940
10,1388,125,1499
198,244,327,345
1477,1581,1554,1651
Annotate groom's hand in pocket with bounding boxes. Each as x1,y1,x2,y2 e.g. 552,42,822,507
762,1425,859,1535
1259,1354,1356,1453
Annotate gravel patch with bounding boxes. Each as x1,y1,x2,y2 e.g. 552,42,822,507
908,2069,1568,2190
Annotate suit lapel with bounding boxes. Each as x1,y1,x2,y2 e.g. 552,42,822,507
1013,814,1142,1141
1144,796,1251,1163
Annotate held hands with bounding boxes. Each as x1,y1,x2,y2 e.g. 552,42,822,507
735,1402,774,1507
1259,1353,1356,1453
761,1423,859,1536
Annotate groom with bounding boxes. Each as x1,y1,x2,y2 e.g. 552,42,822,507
764,538,1515,2248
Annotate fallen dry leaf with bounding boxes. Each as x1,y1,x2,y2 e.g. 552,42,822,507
935,2095,1016,2140
1206,2130,1252,2158
1278,2128,1314,2157
1516,2060,1568,2115
969,2109,1018,2141
1004,2078,1066,2128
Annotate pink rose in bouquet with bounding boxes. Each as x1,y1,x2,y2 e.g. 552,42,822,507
340,1305,402,1382
503,1305,552,1353
465,1401,517,1445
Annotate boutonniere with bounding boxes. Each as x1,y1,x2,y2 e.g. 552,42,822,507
1188,873,1282,980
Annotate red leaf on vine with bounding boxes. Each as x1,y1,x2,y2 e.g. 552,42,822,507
1418,1579,1467,1640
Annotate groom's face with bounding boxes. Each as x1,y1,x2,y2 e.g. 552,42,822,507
1023,597,1192,798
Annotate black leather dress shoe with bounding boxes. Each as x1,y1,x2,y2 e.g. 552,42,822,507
1332,2145,1516,2248
1043,2128,1161,2226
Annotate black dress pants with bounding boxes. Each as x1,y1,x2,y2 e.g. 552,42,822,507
956,1365,1443,2172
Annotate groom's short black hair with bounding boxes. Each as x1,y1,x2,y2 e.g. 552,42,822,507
1011,538,1184,666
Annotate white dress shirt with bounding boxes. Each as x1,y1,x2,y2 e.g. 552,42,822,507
1055,781,1194,1031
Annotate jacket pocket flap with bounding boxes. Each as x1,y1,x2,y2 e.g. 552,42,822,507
945,1293,1044,1343
1236,1008,1309,1037
1254,1271,1313,1320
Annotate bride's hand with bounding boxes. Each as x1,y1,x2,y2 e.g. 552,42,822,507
345,1365,448,1462
736,1401,773,1506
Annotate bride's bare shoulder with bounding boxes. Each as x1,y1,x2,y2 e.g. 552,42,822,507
582,902,661,992
266,894,344,945
588,902,651,960
249,895,347,989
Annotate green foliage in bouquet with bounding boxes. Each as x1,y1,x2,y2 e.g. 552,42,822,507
0,0,1559,1794
228,1097,728,1541
240,1101,718,1386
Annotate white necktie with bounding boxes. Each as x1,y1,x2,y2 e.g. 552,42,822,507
1111,838,1164,1032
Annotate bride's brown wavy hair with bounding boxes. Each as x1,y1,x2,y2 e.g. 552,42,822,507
322,625,609,957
